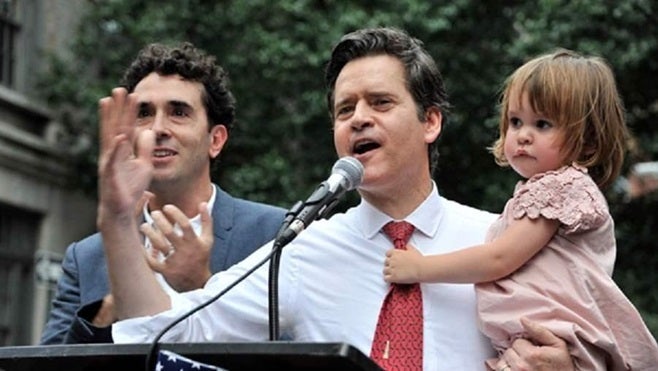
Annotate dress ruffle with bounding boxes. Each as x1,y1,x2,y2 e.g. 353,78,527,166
511,165,607,234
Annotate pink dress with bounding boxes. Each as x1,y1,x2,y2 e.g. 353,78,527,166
477,165,658,370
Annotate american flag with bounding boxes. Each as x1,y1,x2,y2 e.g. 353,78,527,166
156,350,227,371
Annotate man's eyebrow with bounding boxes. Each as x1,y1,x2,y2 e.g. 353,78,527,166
137,101,152,110
169,100,193,110
334,95,352,107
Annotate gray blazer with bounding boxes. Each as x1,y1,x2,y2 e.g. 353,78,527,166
40,184,286,344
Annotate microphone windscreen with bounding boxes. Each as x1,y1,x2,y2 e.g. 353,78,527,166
332,156,364,190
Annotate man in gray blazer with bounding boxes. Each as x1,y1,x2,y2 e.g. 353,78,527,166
40,42,286,344
41,186,284,344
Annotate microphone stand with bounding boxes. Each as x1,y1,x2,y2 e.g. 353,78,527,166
268,201,302,341
267,156,363,341
268,191,342,340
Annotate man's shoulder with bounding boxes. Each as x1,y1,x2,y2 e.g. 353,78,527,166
440,197,498,226
229,196,287,217
212,186,286,227
60,232,105,268
66,232,103,253
213,184,286,217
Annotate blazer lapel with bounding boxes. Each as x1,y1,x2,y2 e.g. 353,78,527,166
210,184,234,270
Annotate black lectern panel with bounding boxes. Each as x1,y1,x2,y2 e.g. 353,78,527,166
0,342,382,371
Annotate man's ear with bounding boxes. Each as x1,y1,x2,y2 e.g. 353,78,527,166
424,107,442,144
208,124,228,159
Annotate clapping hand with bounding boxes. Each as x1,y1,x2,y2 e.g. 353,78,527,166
141,202,214,292
97,88,154,228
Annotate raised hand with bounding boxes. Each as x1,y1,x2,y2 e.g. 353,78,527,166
97,88,154,228
97,88,170,319
140,202,214,292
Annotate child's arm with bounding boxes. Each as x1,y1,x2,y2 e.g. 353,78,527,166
384,216,560,284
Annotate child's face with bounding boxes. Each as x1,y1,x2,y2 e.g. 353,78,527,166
503,90,567,179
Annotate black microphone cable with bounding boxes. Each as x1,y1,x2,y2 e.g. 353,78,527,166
144,247,279,371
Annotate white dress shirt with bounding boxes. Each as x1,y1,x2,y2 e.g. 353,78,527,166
114,183,498,370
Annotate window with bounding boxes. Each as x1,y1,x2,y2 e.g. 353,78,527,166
0,202,39,345
0,0,18,87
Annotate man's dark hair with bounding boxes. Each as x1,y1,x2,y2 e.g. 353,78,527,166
121,42,236,133
325,27,450,174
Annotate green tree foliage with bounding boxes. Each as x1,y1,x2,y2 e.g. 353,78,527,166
610,192,658,334
38,0,656,336
39,0,524,207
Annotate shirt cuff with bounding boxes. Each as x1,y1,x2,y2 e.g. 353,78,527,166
112,293,190,343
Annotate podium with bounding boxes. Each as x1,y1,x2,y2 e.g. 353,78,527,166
0,342,381,371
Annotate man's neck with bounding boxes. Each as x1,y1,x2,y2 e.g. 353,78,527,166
361,177,433,220
148,181,214,218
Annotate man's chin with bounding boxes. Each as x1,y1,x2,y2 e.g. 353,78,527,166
150,172,178,186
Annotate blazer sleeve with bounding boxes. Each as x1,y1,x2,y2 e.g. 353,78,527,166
39,242,82,344
41,236,113,344
64,299,113,343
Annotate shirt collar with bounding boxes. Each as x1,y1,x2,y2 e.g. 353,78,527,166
143,184,217,227
358,181,443,240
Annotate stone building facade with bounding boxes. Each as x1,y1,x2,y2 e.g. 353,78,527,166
0,0,96,345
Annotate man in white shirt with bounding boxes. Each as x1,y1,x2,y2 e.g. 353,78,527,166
98,28,574,370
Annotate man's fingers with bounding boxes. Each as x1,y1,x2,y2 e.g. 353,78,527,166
98,96,113,155
99,133,130,176
99,88,128,153
99,88,146,163
495,353,520,371
198,202,213,245
119,90,138,143
134,191,154,220
503,338,531,370
520,317,562,347
506,318,574,371
161,205,190,231
140,221,172,256
98,91,118,154
134,127,155,163
150,210,175,236
98,88,135,176
143,246,164,273
152,207,186,249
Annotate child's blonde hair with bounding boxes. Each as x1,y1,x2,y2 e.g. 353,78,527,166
491,49,628,189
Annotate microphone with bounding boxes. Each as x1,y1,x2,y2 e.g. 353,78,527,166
274,156,364,246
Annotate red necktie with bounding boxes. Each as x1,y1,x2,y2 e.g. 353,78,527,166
370,221,423,370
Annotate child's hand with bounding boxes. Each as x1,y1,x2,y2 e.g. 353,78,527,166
383,245,423,283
